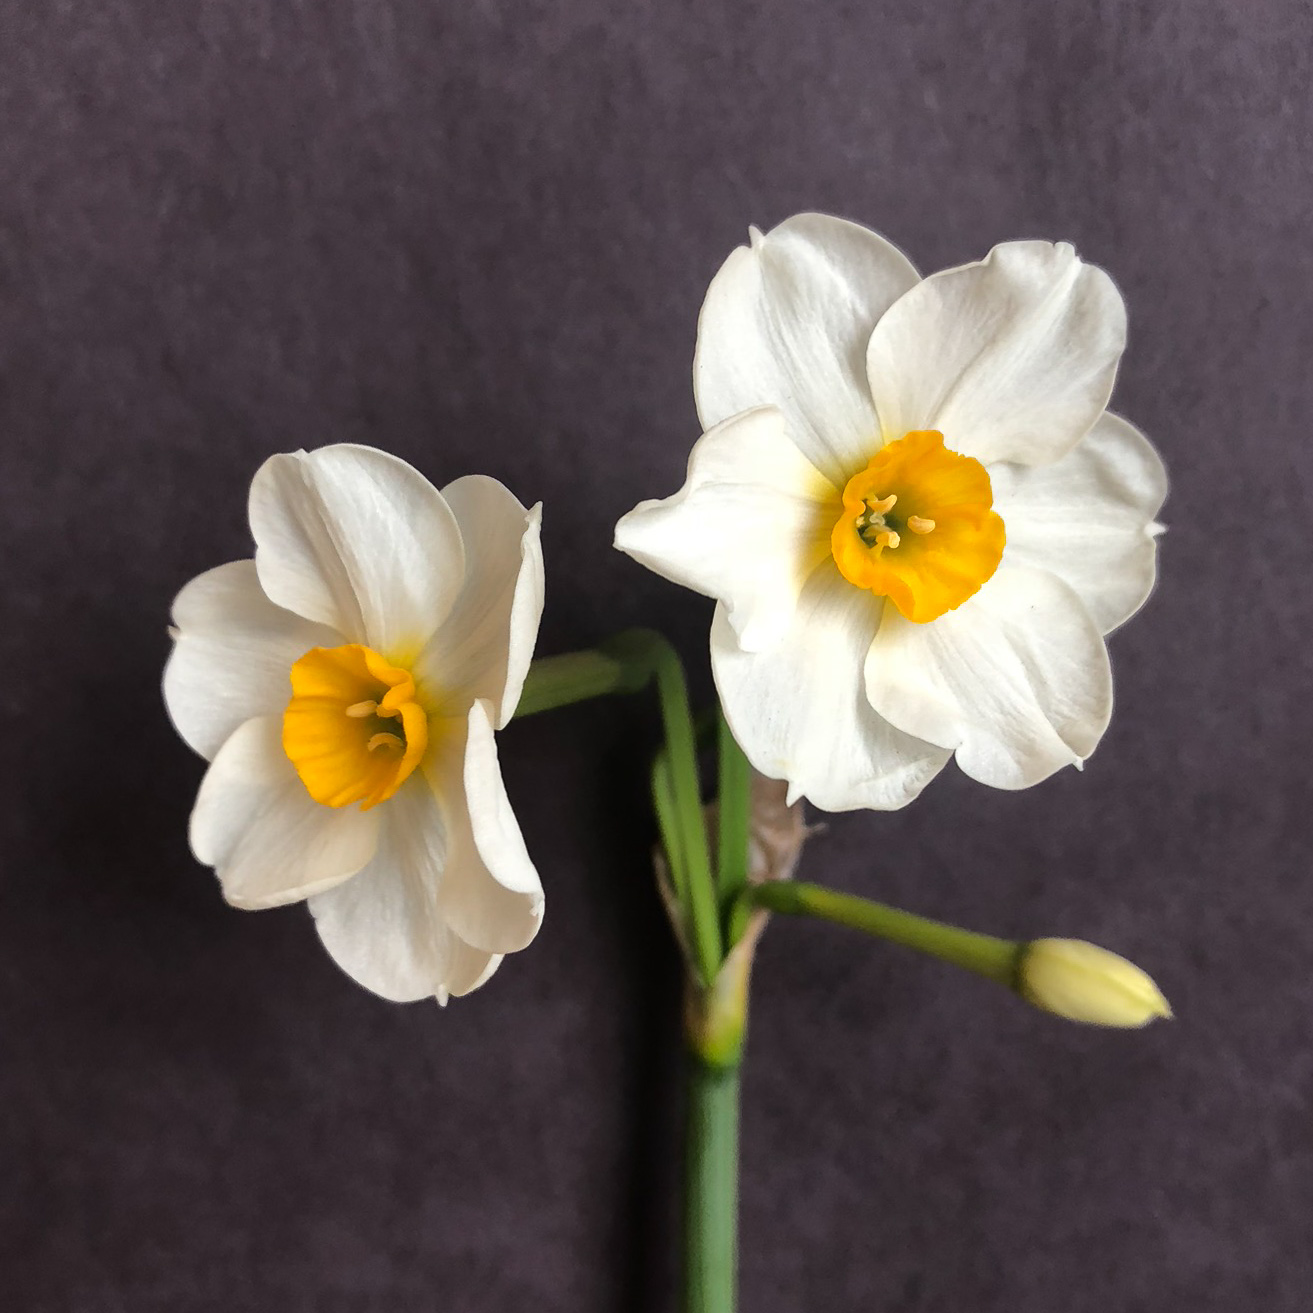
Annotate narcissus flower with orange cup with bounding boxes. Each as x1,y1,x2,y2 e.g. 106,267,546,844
164,445,545,1003
615,213,1166,811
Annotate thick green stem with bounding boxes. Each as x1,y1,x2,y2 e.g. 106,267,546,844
682,913,757,1313
683,1057,740,1313
747,881,1023,987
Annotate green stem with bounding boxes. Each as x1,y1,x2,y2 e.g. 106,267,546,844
714,711,752,923
514,634,721,983
512,649,647,717
747,881,1022,986
652,748,690,913
517,637,740,1310
605,631,721,986
683,1056,740,1313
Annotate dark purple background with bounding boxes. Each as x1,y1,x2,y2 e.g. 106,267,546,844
3,2,1311,1309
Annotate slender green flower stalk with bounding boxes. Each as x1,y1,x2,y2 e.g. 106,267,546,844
512,648,648,715
745,881,1172,1027
714,710,752,916
745,881,1021,986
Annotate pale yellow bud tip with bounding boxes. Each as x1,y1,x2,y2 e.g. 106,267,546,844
1017,938,1172,1028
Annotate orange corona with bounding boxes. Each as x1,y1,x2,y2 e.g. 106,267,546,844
282,644,429,809
830,430,1006,623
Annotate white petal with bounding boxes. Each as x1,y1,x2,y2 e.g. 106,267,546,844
614,407,839,652
440,943,505,1003
427,699,544,954
307,778,502,1003
711,562,951,812
865,565,1112,790
414,476,544,728
991,412,1168,634
866,241,1126,466
694,213,920,485
249,444,466,655
163,560,342,761
189,716,380,909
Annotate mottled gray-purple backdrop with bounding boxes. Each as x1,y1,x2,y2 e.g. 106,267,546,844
2,1,1310,1309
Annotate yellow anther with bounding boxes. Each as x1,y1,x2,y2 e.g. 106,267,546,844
907,516,936,535
367,732,406,754
867,493,897,514
345,699,379,718
875,529,901,549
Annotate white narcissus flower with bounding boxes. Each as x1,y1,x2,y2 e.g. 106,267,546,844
615,213,1166,811
163,445,545,1003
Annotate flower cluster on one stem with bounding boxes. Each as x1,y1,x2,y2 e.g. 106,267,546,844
163,209,1174,1313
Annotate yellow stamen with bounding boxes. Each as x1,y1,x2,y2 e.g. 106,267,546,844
830,430,1005,624
283,644,429,810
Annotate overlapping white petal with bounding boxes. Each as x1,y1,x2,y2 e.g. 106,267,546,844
694,212,919,485
865,566,1113,789
614,407,838,651
991,412,1167,634
712,563,951,812
189,715,380,909
415,476,544,727
164,561,342,760
249,444,466,655
865,241,1126,467
308,778,503,1004
429,699,545,955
